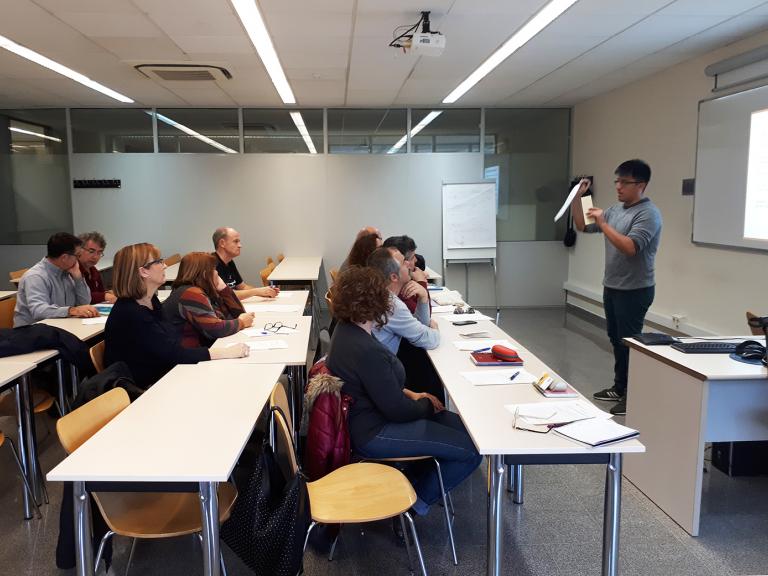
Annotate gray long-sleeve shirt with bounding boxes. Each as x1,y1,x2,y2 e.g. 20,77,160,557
373,292,440,354
14,258,91,326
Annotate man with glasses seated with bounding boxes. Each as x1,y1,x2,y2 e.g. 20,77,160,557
382,235,429,315
212,227,279,300
14,232,99,326
77,231,116,304
571,159,662,416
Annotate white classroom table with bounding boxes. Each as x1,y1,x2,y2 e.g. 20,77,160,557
424,266,442,283
428,314,644,576
624,337,768,536
267,257,321,282
38,317,106,342
164,262,179,283
0,361,40,519
47,362,286,576
0,290,16,300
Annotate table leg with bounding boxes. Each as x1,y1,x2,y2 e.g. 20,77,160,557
70,364,80,401
487,454,504,576
14,376,35,519
19,374,42,504
74,480,94,576
512,464,524,504
199,481,221,576
56,358,68,415
602,454,622,576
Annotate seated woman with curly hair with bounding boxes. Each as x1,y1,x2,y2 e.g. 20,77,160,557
163,252,255,348
326,266,481,516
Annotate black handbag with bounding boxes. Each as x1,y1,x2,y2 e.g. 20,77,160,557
221,435,311,576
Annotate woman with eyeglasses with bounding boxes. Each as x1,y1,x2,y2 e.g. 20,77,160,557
105,243,249,389
163,252,255,348
326,266,481,517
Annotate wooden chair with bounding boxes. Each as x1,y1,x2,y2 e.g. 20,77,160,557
1,430,42,518
90,341,106,374
266,256,274,266
259,262,276,287
0,295,16,329
56,388,238,575
164,253,181,267
9,268,28,282
277,253,285,263
272,409,428,575
329,268,339,284
747,311,764,336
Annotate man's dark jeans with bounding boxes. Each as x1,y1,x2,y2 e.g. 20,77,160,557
603,285,655,396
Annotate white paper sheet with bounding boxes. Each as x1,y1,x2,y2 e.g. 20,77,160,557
431,305,456,314
554,181,582,223
452,339,513,351
443,313,493,322
504,399,611,426
229,340,289,351
461,369,536,386
82,316,108,325
243,304,303,313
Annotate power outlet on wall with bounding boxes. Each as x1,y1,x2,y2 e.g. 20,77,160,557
672,314,686,329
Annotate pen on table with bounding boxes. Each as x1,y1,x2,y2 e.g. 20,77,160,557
472,347,490,353
509,371,520,381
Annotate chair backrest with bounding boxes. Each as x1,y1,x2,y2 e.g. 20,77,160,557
746,311,764,336
9,268,27,281
259,262,276,287
329,268,339,283
56,388,130,454
164,253,181,267
266,256,274,266
90,341,106,373
277,253,285,263
270,381,293,433
273,408,298,478
0,295,16,329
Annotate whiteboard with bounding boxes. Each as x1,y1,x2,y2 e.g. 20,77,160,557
442,182,497,260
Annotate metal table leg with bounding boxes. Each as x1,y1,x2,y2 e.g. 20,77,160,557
70,364,80,402
14,376,35,519
199,481,221,576
512,464,524,504
505,464,513,493
18,374,42,505
74,480,95,576
602,454,622,576
487,454,504,576
56,358,68,415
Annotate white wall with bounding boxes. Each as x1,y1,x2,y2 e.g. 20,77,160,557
569,30,768,335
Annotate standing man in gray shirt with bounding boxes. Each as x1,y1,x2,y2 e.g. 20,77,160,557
572,159,662,416
14,232,99,327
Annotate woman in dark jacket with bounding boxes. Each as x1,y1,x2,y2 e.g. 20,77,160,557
326,266,481,516
104,243,248,389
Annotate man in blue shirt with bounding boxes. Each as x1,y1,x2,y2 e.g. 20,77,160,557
572,159,662,415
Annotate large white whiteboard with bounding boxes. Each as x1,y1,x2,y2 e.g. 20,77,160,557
442,181,497,260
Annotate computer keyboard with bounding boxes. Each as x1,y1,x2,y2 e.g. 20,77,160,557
670,341,738,354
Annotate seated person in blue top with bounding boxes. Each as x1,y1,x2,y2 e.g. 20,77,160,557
382,235,430,314
326,266,481,517
14,232,99,327
367,246,444,401
104,243,248,389
212,227,279,300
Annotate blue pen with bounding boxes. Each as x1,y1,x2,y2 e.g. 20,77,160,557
472,347,490,353
509,371,520,381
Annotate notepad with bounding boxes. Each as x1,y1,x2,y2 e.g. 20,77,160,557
581,194,596,225
81,316,108,325
553,418,639,447
461,369,536,386
229,340,288,351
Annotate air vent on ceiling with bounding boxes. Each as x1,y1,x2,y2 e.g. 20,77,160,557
134,64,232,82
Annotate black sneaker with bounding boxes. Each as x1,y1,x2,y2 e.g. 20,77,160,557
593,388,622,402
610,397,627,416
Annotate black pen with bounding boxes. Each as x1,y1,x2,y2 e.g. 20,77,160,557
509,371,520,381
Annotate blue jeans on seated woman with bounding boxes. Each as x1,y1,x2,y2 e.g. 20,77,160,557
356,411,482,514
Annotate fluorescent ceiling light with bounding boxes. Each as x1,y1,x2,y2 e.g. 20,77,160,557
9,127,62,143
152,112,238,154
231,0,296,104
388,110,443,154
289,112,317,154
0,34,134,103
443,0,578,104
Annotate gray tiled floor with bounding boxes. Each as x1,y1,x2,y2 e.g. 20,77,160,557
1,307,767,575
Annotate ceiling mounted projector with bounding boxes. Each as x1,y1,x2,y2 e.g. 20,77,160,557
389,11,445,57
